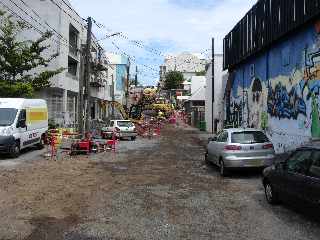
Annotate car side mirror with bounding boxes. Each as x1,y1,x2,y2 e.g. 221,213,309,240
17,119,26,129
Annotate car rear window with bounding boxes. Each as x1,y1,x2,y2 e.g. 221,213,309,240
117,121,134,127
231,131,269,144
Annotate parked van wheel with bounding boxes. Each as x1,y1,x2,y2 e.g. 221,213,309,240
37,135,45,150
10,142,20,158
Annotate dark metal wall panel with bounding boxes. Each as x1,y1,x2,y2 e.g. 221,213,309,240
223,0,320,70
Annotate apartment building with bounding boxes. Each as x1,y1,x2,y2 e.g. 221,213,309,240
0,0,120,127
159,52,208,87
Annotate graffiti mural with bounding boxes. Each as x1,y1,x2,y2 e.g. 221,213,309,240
267,81,307,120
226,19,320,153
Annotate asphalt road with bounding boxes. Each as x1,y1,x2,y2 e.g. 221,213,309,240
0,125,319,240
0,146,46,169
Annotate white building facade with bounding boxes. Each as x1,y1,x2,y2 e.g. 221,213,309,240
205,55,227,133
159,52,208,87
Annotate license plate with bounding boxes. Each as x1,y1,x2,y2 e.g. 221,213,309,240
247,159,263,166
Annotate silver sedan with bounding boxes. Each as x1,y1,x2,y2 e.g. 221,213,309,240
205,128,276,176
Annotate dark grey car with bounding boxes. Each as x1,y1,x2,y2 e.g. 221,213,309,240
262,143,320,211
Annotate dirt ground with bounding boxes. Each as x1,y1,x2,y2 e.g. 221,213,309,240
0,125,319,240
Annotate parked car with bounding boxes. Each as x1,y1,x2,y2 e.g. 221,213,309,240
262,143,320,210
0,98,48,157
205,128,275,176
101,120,137,140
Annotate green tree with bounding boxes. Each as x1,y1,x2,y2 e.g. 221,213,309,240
164,71,184,90
195,70,206,76
0,11,63,97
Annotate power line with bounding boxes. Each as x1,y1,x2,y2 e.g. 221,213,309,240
48,0,84,26
97,25,210,70
0,0,70,53
17,0,68,43
60,0,83,20
11,0,68,44
111,41,159,72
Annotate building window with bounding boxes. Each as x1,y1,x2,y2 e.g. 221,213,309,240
69,24,79,56
68,57,78,76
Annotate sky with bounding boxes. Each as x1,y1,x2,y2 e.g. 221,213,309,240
69,0,257,86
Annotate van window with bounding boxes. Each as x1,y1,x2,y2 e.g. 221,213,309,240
17,109,26,127
0,108,18,126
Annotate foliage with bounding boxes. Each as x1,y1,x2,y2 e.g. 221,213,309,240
163,71,184,90
195,70,206,76
0,10,64,97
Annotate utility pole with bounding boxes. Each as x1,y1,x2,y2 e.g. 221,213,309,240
211,37,215,134
84,17,92,133
78,45,85,136
111,74,115,119
135,66,138,86
126,59,130,110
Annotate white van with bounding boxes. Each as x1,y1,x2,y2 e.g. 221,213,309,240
0,98,48,157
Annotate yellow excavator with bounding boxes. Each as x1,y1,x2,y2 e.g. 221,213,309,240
105,101,128,120
129,89,173,121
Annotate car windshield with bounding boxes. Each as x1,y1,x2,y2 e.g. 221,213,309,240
117,121,134,127
0,108,18,126
231,131,269,144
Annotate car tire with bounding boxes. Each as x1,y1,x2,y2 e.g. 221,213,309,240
10,142,20,158
264,181,279,204
205,151,210,164
131,136,136,141
219,159,228,177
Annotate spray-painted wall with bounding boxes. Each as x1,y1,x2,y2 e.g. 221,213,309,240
226,19,320,153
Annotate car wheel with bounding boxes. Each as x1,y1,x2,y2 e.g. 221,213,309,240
10,142,20,158
37,135,45,149
264,181,279,204
205,151,210,164
131,136,136,141
219,159,228,177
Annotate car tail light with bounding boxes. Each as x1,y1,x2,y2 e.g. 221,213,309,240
263,143,274,149
224,145,242,151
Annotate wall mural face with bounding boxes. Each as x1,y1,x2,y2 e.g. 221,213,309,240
227,20,320,153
